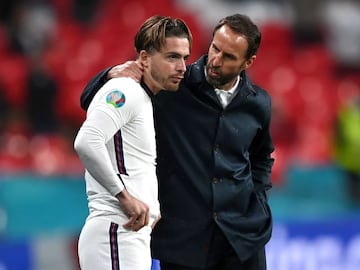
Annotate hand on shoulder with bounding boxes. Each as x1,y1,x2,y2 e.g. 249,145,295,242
107,61,144,83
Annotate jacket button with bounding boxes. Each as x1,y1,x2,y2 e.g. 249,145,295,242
212,177,218,183
213,144,219,151
213,212,218,219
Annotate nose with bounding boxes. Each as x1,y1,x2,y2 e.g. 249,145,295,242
212,52,222,67
177,59,187,73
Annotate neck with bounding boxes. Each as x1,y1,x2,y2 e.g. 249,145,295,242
140,79,156,97
142,76,160,95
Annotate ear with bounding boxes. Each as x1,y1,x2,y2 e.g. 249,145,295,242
139,50,150,67
244,55,256,70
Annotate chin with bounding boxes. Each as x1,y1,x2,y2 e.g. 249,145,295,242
167,87,179,92
166,84,180,92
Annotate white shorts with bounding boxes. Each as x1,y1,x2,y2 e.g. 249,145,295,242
78,215,152,270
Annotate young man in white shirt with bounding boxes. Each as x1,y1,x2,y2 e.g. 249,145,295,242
74,15,192,270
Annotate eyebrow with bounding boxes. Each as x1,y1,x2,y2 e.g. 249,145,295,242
212,43,237,60
165,51,190,58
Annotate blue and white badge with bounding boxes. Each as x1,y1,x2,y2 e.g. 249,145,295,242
106,90,126,108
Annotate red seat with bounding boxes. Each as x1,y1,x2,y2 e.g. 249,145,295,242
294,124,333,165
0,55,28,108
56,78,86,126
292,45,335,77
0,128,32,173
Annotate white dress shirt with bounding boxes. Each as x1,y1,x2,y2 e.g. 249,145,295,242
214,75,240,108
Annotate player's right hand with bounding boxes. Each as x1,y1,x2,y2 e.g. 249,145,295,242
107,61,144,83
115,189,150,231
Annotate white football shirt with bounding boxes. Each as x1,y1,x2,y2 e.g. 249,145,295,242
74,77,160,221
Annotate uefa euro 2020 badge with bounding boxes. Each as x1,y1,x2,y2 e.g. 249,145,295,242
106,90,126,108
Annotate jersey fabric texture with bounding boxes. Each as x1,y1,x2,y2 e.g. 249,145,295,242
75,77,159,270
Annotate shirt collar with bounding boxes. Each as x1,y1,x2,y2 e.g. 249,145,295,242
214,75,240,96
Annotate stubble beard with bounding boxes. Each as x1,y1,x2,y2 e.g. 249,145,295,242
151,69,180,92
206,64,240,89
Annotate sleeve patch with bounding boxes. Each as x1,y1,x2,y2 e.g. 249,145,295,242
106,90,126,108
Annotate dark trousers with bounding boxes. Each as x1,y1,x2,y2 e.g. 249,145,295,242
159,226,266,270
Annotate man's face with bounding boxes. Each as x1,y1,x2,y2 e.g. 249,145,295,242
206,25,255,90
143,37,190,93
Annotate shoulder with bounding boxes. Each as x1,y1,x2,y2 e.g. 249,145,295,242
243,72,271,104
252,84,271,102
99,78,145,102
102,78,142,96
89,77,146,112
242,75,272,120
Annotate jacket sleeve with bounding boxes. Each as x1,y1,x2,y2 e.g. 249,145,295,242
80,67,113,111
250,94,275,199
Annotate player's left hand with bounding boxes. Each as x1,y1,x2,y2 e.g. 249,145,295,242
116,189,150,231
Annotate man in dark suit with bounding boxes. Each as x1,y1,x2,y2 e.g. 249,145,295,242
81,13,275,270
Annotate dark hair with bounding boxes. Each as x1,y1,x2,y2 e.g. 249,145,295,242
213,14,261,59
134,15,192,54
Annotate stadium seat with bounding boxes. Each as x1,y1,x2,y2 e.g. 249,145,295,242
292,44,335,78
0,55,28,108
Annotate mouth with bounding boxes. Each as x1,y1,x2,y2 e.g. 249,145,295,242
170,76,184,83
208,67,219,78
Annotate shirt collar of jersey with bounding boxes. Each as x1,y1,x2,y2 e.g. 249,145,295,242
140,80,155,98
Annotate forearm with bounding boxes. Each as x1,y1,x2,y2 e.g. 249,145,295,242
250,134,274,194
74,111,124,196
251,155,274,195
251,114,275,194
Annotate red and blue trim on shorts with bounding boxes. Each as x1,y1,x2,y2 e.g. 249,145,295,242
109,222,120,270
